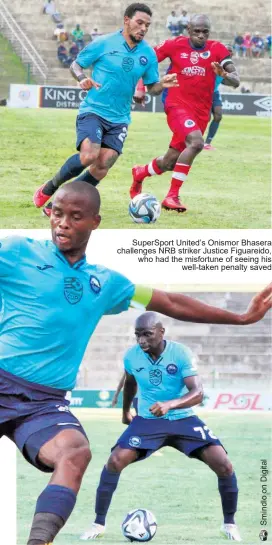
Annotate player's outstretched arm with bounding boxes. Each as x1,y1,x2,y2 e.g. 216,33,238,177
146,284,272,325
146,73,179,96
112,372,126,407
122,372,137,425
211,61,240,88
70,61,101,90
150,376,203,416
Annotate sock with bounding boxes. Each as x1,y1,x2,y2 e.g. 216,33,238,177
218,473,238,524
27,484,76,544
166,163,191,197
143,158,163,179
43,154,85,195
205,120,220,144
73,170,100,186
94,466,121,525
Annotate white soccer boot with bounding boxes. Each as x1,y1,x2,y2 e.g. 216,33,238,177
80,522,106,540
220,523,242,541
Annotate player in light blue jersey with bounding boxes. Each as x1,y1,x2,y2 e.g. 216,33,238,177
204,45,233,150
1,182,271,544
80,311,259,542
33,3,178,216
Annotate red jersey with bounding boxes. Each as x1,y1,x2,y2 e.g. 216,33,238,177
154,37,231,119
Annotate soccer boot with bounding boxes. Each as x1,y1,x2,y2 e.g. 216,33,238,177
130,165,146,198
80,522,106,540
43,202,52,217
204,143,216,150
161,195,187,212
33,183,52,208
220,523,242,541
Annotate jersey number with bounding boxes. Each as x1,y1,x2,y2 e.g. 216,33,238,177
193,426,218,440
118,127,128,143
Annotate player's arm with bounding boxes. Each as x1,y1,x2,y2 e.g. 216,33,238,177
150,376,203,416
112,371,126,407
146,73,179,96
122,371,137,425
212,60,240,88
70,40,104,90
144,285,272,325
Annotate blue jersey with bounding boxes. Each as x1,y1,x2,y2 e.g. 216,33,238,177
124,340,198,420
0,236,137,390
214,75,223,91
76,30,159,124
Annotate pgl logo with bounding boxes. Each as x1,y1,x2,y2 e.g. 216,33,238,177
89,275,101,294
259,529,268,541
64,277,83,304
129,436,141,447
200,50,210,59
139,55,148,66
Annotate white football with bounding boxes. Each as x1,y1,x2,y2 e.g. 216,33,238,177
129,193,161,224
121,508,157,542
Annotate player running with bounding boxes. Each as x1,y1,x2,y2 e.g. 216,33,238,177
1,181,271,544
130,14,240,212
80,312,242,542
204,45,234,150
33,2,178,217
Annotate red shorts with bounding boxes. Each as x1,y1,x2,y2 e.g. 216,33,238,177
166,107,209,152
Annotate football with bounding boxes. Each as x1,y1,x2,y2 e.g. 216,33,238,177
121,508,157,542
129,193,161,224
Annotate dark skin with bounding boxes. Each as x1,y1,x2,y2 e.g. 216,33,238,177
105,313,233,480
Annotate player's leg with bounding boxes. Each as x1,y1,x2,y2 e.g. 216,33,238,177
199,445,241,541
26,428,91,545
205,99,223,149
80,446,138,541
130,147,180,198
33,113,103,208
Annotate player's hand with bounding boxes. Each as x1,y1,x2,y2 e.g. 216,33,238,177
79,77,101,90
211,62,228,78
112,394,119,407
149,401,171,417
133,93,146,108
161,73,179,88
122,411,134,425
240,284,272,325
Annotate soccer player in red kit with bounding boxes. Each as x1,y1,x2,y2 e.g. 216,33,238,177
130,14,240,212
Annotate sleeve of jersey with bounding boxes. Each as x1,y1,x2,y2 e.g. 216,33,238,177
142,52,160,85
154,39,173,62
76,37,105,68
179,346,199,378
216,43,232,66
0,236,22,277
105,278,153,315
123,352,133,375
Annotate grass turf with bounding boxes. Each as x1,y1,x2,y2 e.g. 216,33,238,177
17,410,271,545
0,108,270,229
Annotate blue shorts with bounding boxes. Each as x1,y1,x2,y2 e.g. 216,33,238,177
76,112,128,154
212,90,222,108
0,368,87,473
113,415,223,461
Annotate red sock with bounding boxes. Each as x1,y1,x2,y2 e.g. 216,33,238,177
143,158,163,178
167,163,191,197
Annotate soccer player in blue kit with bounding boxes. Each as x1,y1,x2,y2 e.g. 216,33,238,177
1,181,271,544
81,312,243,542
33,2,178,216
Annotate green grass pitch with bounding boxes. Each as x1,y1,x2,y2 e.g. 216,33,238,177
0,108,270,229
17,410,271,544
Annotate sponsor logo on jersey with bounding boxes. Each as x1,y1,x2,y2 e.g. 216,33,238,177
200,51,211,59
36,264,54,271
184,119,196,128
139,55,148,66
190,51,199,64
182,66,206,76
253,96,271,111
89,275,101,294
96,127,102,140
64,277,83,304
129,435,141,447
135,367,145,372
180,52,189,58
166,363,178,375
122,57,134,72
149,369,162,386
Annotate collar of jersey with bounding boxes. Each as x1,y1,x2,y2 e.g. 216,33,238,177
188,37,206,51
144,340,168,364
119,29,139,52
52,243,87,269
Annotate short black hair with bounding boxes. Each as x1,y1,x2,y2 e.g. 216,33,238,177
124,3,152,18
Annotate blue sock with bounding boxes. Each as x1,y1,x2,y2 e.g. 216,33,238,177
43,154,85,195
74,170,100,186
205,120,220,144
218,473,238,524
35,484,76,521
94,466,121,525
